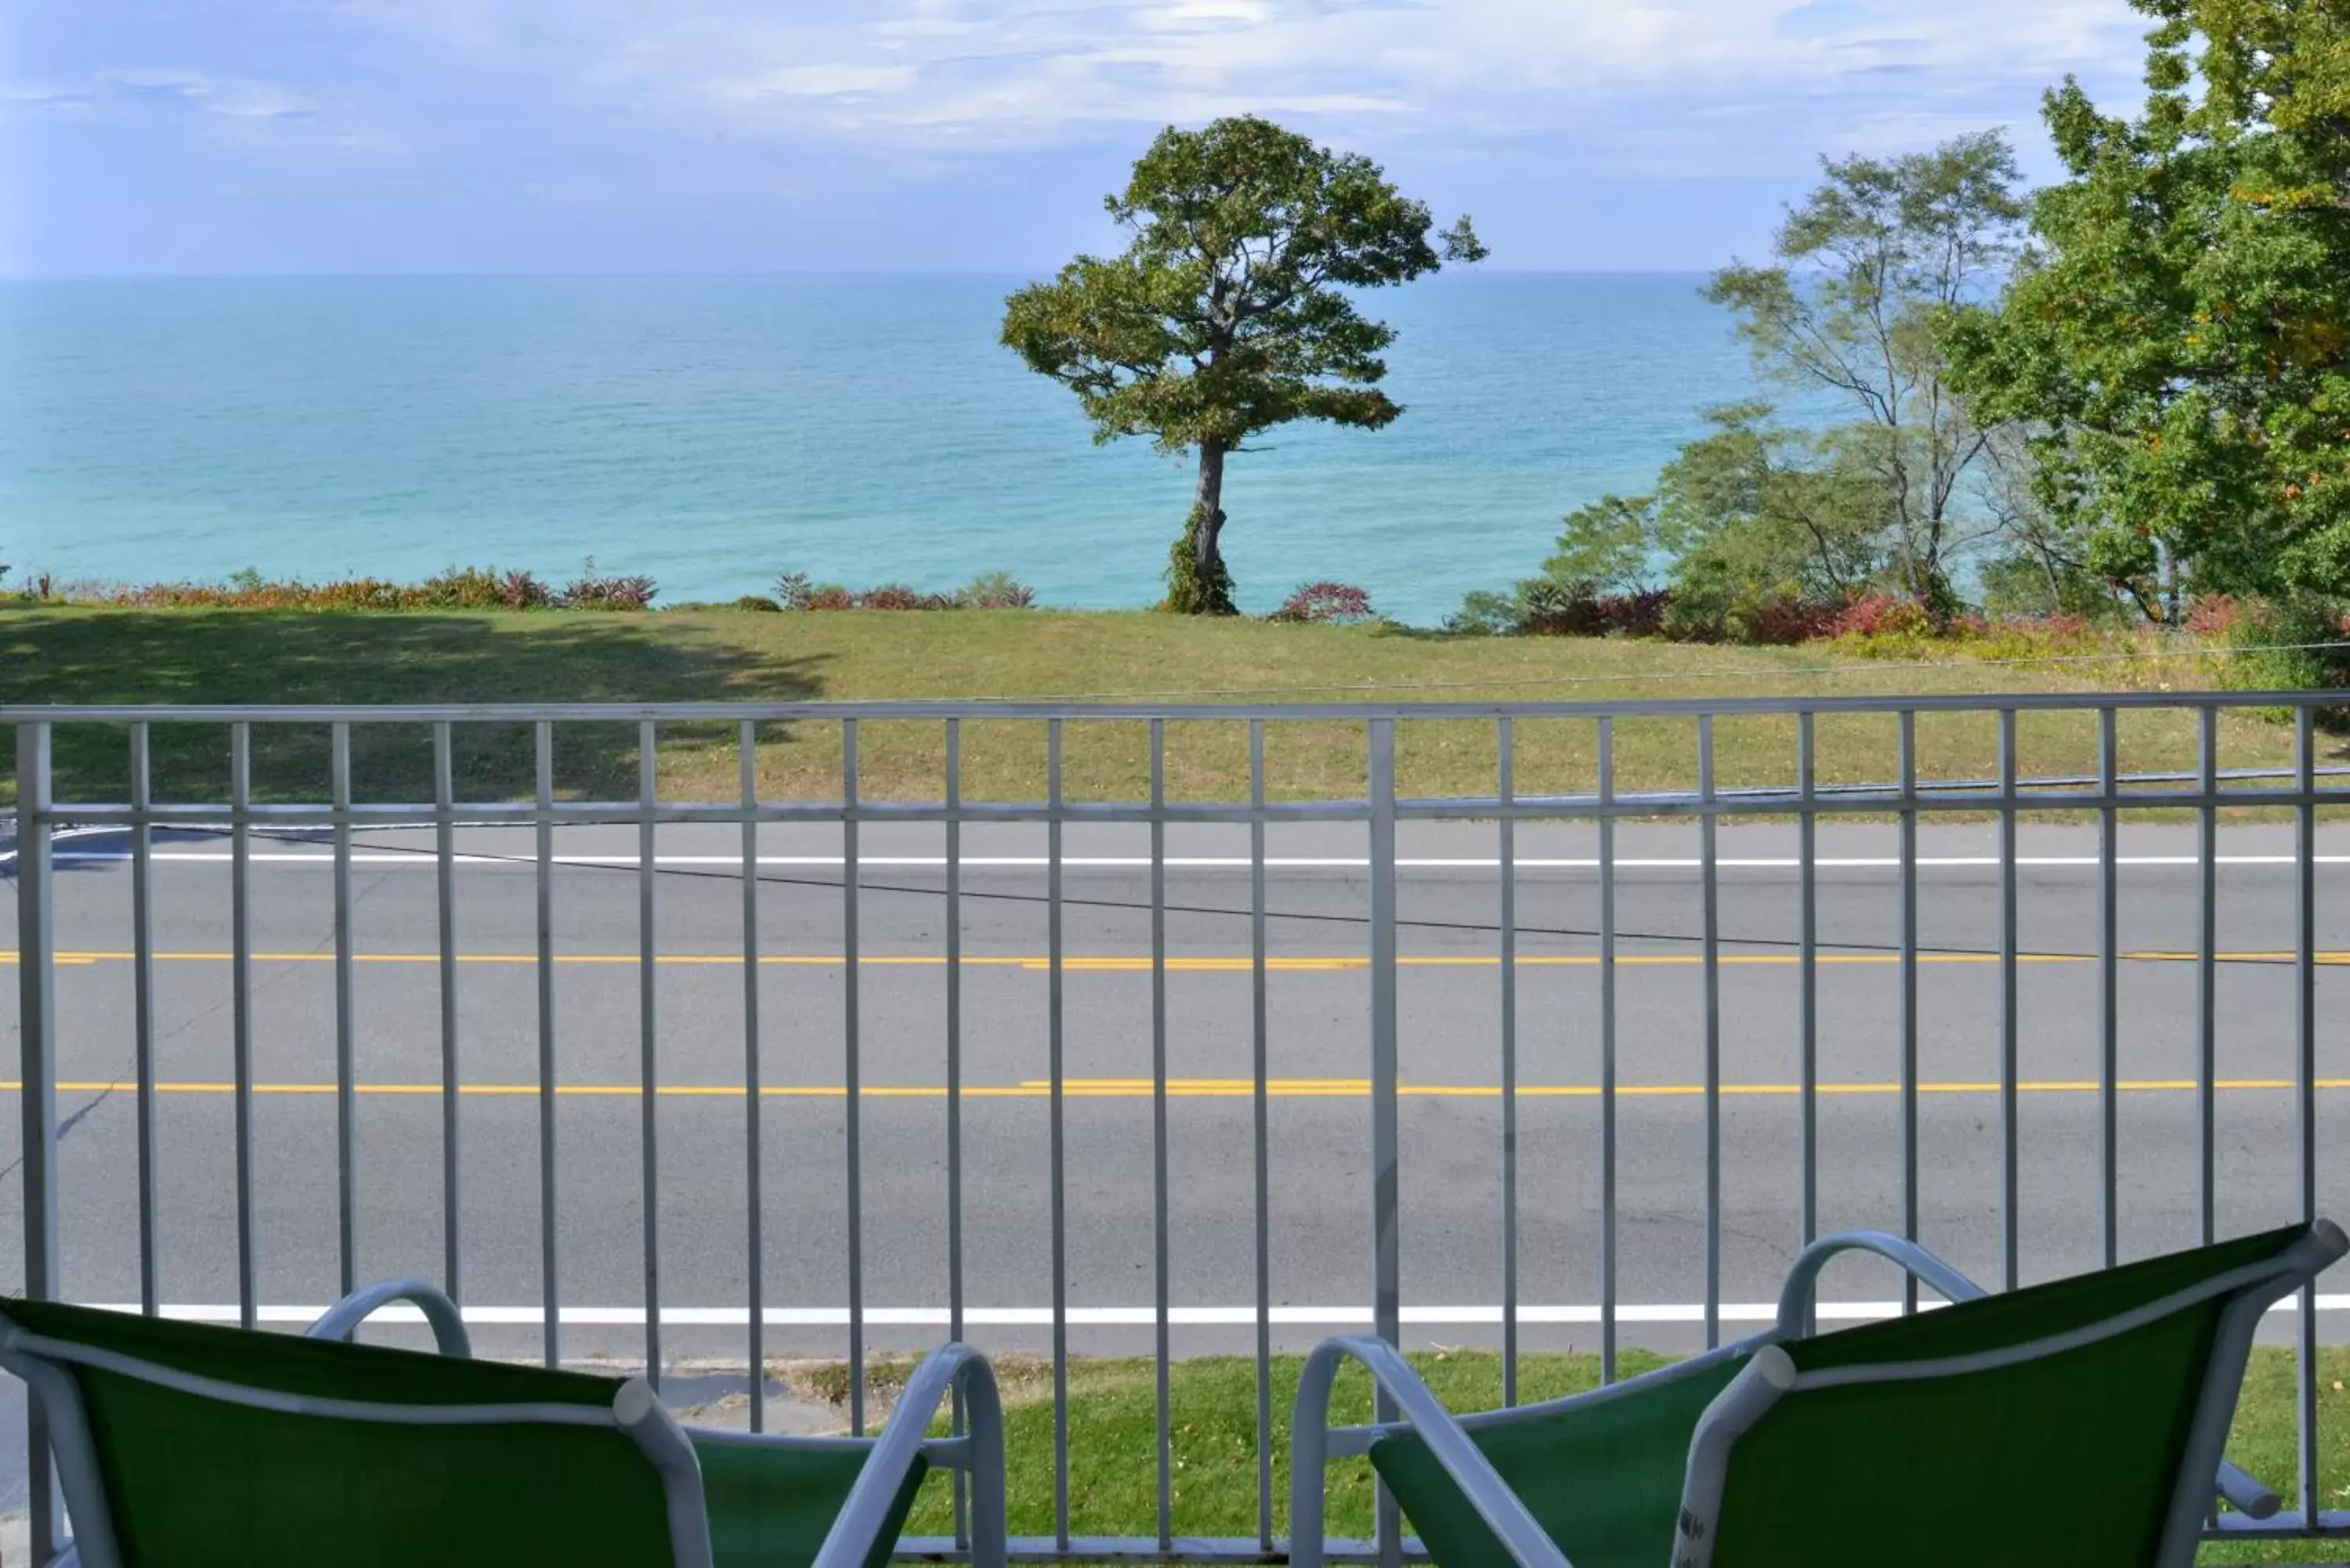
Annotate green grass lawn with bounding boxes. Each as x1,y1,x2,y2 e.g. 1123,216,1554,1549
851,1347,2350,1561
0,605,2307,808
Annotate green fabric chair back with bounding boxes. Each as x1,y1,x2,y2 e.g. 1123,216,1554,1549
1707,1224,2307,1568
1,1299,680,1568
694,1436,927,1568
1371,1353,1748,1568
1372,1224,2314,1568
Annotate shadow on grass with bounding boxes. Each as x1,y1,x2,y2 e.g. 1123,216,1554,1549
0,609,830,804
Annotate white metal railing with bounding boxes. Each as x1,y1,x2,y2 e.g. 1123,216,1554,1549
6,691,2348,1564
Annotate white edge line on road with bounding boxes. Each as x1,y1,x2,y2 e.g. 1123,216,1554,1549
49,852,2350,871
91,1298,2350,1328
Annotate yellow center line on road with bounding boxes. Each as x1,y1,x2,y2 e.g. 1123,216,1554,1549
8,950,2350,969
3,1077,2347,1100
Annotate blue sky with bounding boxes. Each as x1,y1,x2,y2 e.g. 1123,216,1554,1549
3,0,2155,276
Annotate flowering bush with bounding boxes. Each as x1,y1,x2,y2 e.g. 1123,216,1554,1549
1826,594,1935,641
1270,581,1377,624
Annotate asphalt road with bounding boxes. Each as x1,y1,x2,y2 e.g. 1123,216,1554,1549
5,815,2350,1509
5,812,2345,1358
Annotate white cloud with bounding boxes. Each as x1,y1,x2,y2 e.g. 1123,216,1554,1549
625,0,2135,139
10,69,320,120
332,0,2149,166
733,63,920,97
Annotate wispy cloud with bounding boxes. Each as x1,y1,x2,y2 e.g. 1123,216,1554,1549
9,69,320,120
348,0,2148,153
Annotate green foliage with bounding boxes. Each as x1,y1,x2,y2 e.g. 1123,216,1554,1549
1162,504,1237,616
1706,132,2026,599
1003,115,1481,610
1635,404,1891,641
953,571,1038,610
2220,594,2350,709
1943,0,2350,605
1542,494,1659,594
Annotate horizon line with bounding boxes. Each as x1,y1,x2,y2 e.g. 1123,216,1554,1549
0,266,1724,284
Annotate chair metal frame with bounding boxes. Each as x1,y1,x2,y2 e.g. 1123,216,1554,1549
1290,1225,2347,1568
0,1280,1008,1568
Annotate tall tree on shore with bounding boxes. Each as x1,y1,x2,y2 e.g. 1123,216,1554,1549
1707,132,2027,611
1002,116,1485,613
1943,0,2350,614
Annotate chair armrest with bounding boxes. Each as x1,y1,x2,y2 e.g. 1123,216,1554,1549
1771,1234,2280,1519
812,1344,1004,1568
304,1279,472,1357
1773,1231,1987,1337
1289,1335,1571,1568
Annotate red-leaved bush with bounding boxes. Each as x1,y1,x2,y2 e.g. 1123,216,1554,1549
1269,582,1377,624
1827,594,1935,640
1746,598,1846,645
2185,596,2242,636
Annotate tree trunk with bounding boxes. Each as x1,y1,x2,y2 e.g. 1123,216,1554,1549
1163,438,1237,615
1192,439,1227,581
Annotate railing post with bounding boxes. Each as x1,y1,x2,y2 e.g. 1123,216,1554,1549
16,721,61,1564
1367,717,1402,1568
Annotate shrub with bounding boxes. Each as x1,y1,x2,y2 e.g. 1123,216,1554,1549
953,571,1037,610
2221,594,2350,719
1269,581,1376,625
732,594,783,612
1597,588,1672,638
2184,595,2243,636
858,583,954,611
1745,598,1845,646
1826,594,1934,641
1513,580,1604,636
1443,590,1517,636
555,573,657,610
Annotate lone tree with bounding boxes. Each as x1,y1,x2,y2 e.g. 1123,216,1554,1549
1002,115,1485,613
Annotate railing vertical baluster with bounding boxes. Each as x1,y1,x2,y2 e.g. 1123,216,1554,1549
231,721,258,1331
131,724,160,1317
434,722,461,1310
1998,710,2019,1293
1250,719,1274,1555
946,718,967,1537
2196,706,2217,1250
535,721,560,1367
332,721,358,1299
844,719,866,1434
741,721,765,1433
1151,721,1174,1549
1798,714,1817,1284
17,721,61,1567
638,721,663,1389
1898,711,1918,1314
1499,717,1520,1404
2295,705,2319,1520
1598,716,1618,1384
1048,719,1070,1549
2099,706,2118,1270
1368,717,1402,1568
1699,716,1720,1349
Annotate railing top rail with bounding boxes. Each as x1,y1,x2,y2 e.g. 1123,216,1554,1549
2,689,2346,724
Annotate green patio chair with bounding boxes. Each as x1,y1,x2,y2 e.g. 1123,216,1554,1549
0,1279,1006,1568
1290,1220,2345,1568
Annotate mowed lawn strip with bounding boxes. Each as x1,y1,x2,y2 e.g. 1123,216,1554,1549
0,605,2301,807
845,1346,2348,1563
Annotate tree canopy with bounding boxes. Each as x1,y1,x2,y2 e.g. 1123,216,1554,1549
1943,0,2350,610
1002,115,1483,612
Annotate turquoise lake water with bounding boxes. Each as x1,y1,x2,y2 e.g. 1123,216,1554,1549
0,273,1778,624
